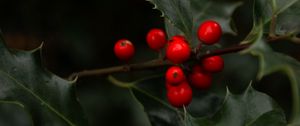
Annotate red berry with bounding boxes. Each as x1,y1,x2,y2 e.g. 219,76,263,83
189,65,212,89
171,35,186,42
146,28,167,51
202,56,224,73
165,66,186,85
166,40,191,64
167,81,192,108
192,64,202,73
197,20,222,45
114,39,135,61
165,81,172,90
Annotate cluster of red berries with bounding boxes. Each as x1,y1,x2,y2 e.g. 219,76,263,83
114,20,224,108
166,55,224,107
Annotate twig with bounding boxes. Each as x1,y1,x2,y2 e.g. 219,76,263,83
269,14,277,37
68,43,249,80
68,59,171,80
268,34,300,44
290,37,300,44
269,0,277,37
196,43,250,59
68,34,296,80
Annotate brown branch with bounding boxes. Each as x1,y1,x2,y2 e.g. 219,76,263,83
197,43,251,59
290,37,300,44
268,34,300,44
269,13,277,37
68,59,172,80
68,34,297,80
68,43,250,80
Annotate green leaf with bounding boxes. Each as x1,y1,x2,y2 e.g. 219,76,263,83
275,1,300,34
128,75,285,126
130,77,186,126
147,0,193,40
130,76,222,126
0,101,33,126
0,38,88,125
149,0,241,46
191,0,242,35
248,110,287,126
189,0,242,46
243,23,300,125
164,18,184,39
192,85,287,126
255,0,300,34
80,77,152,126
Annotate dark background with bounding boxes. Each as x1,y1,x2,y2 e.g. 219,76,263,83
0,0,298,126
0,0,164,75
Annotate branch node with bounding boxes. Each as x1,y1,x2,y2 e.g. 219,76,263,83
123,65,131,72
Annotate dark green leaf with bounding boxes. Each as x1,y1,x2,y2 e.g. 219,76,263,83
191,0,242,34
130,76,223,126
79,77,151,126
192,85,286,126
147,0,193,40
0,39,88,125
129,75,286,126
0,101,32,126
245,40,300,125
248,110,287,126
149,0,241,47
164,18,184,39
275,1,300,34
243,23,300,125
255,0,300,34
130,77,186,126
189,0,242,46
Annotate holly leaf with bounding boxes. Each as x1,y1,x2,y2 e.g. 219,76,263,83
274,1,300,34
148,0,241,46
146,0,193,40
191,0,242,35
0,101,32,126
125,75,286,126
255,0,300,35
243,23,300,125
245,40,300,125
164,18,184,40
192,85,286,126
0,38,89,125
127,76,222,126
130,76,188,126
